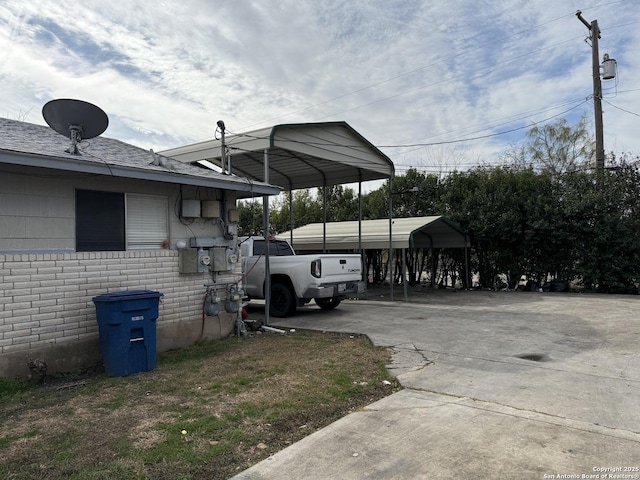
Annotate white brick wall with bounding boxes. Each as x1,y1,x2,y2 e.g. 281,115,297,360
0,167,243,376
0,250,241,357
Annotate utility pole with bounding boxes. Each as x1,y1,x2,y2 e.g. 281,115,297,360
576,10,605,173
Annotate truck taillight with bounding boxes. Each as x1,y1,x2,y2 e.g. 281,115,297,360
311,259,321,278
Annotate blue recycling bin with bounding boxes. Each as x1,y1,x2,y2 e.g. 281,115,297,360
93,290,163,377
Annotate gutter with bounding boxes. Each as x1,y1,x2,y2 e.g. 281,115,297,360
0,150,281,196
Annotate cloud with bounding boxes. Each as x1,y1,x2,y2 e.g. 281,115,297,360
1,0,639,173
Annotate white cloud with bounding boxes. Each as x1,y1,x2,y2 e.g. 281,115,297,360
1,0,639,172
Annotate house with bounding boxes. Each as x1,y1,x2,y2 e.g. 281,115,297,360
0,116,280,378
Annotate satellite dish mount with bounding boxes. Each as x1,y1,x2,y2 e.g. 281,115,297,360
42,99,109,155
66,124,84,154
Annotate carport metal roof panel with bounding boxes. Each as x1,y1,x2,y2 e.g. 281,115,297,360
280,216,469,250
160,122,395,190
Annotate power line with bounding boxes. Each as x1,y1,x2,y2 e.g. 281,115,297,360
307,36,584,123
244,98,585,150
602,99,640,118
236,10,634,134
218,98,589,175
224,8,640,157
229,96,589,152
212,4,639,161
378,100,588,148
236,9,582,131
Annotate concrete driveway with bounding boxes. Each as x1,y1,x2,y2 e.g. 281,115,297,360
234,290,640,480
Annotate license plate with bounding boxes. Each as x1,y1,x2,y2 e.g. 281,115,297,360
338,283,346,293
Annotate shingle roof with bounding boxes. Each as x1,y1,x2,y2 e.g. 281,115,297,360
0,117,281,197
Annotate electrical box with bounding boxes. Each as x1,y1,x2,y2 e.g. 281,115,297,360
211,247,230,272
181,199,201,218
202,200,221,218
226,223,238,237
190,237,216,248
179,249,210,273
179,249,198,274
227,209,239,223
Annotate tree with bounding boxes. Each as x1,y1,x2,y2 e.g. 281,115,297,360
362,168,442,220
239,133,640,294
361,187,388,220
270,190,323,234
317,185,359,222
523,116,594,174
391,168,441,217
237,199,263,236
240,189,326,236
441,165,567,288
561,155,640,292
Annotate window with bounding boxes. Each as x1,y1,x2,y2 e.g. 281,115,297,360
76,190,125,251
126,194,169,250
251,239,295,256
75,190,169,252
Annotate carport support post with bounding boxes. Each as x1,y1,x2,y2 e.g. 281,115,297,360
465,237,471,290
263,149,271,325
288,189,294,246
322,182,327,253
358,177,364,283
388,177,394,301
402,248,408,301
430,248,437,288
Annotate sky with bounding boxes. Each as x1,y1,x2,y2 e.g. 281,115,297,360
1,0,639,180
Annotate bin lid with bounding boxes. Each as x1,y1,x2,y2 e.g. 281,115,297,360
93,290,164,303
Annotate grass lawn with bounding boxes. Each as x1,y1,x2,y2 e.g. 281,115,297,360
0,330,399,480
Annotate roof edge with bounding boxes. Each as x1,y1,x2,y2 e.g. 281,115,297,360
269,121,395,175
0,150,281,196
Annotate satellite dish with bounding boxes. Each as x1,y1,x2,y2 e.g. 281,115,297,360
42,99,109,155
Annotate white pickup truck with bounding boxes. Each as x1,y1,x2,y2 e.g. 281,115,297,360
239,236,366,317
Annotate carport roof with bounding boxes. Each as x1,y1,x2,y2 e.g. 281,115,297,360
160,121,395,190
279,216,469,251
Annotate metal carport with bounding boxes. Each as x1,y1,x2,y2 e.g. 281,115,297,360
279,216,468,250
160,121,396,317
279,216,470,300
160,122,394,189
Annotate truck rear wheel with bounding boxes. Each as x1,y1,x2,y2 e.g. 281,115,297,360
314,297,341,310
270,282,296,317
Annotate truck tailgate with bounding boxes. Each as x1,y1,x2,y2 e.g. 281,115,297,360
318,255,362,281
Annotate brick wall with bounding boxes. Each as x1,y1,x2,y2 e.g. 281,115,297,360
0,250,240,377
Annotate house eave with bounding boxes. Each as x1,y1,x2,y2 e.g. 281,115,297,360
0,149,282,196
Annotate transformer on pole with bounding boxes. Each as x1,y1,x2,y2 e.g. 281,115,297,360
576,11,617,173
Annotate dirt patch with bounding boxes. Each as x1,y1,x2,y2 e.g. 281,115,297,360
0,330,399,480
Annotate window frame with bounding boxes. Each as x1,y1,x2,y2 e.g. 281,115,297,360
75,189,170,252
